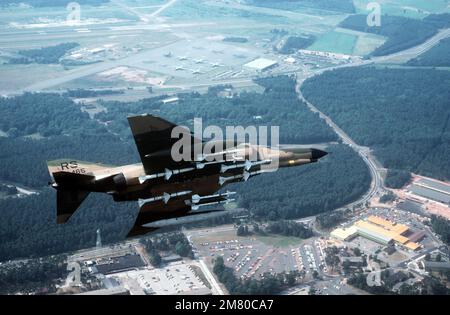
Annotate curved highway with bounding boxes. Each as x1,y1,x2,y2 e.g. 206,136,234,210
293,27,450,214
296,82,383,211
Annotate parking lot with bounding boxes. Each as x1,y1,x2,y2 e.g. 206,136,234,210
107,261,210,295
188,228,327,280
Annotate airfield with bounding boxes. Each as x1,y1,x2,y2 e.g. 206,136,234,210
0,0,383,96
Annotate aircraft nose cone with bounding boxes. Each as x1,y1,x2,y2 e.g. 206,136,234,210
311,148,328,159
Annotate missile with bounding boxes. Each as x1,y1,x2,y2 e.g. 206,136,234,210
220,159,272,173
191,199,235,211
142,209,227,228
196,149,240,162
219,174,244,186
138,167,195,184
243,170,267,181
138,190,191,207
191,191,236,204
195,159,225,170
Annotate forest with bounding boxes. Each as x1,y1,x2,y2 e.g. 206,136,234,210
302,67,450,181
385,169,412,189
0,255,67,295
339,14,450,56
278,35,316,54
348,270,449,295
407,38,450,67
316,210,348,229
63,89,124,98
431,215,450,245
9,43,79,65
0,75,370,262
264,220,313,238
140,232,194,267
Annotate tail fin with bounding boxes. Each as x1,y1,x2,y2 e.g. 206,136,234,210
47,159,108,224
57,189,90,224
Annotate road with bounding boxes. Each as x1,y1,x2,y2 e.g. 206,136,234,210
372,28,450,64
292,28,450,213
198,259,225,295
296,81,383,211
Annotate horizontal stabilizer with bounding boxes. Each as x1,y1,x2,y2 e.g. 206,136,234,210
52,171,95,187
127,225,160,238
57,189,90,224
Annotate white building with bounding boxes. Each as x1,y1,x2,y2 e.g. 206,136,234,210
244,58,278,72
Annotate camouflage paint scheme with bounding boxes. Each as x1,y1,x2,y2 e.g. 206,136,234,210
47,115,327,237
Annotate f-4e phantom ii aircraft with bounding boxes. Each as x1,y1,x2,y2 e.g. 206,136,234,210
47,115,327,237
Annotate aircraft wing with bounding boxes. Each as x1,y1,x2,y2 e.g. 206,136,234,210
127,114,200,174
127,174,231,237
127,200,191,237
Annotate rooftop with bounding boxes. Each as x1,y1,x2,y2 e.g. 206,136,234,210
244,58,278,70
367,215,409,235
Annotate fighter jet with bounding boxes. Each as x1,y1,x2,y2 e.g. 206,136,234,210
47,115,327,237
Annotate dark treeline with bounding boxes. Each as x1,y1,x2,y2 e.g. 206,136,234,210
430,215,450,245
385,169,412,189
339,14,450,56
316,210,347,229
349,270,450,295
63,89,124,98
9,43,79,64
213,256,298,295
0,255,67,295
302,67,450,181
408,38,450,67
140,232,194,267
265,220,313,238
0,92,104,138
379,191,396,203
278,35,315,54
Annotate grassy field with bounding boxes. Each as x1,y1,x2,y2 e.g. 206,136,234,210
335,27,387,56
353,33,387,55
308,30,357,54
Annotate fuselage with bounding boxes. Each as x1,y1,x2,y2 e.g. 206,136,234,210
88,143,326,203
